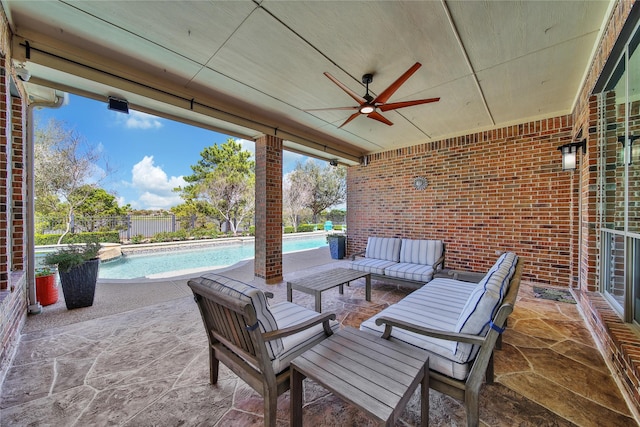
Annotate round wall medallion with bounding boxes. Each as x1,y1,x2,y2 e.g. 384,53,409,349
413,177,428,190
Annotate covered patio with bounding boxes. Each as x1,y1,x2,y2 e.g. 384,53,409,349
0,2,640,425
1,248,634,426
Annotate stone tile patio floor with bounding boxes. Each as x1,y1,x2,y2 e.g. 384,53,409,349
0,248,637,426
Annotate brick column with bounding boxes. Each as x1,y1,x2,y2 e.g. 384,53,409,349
0,60,7,290
254,134,282,284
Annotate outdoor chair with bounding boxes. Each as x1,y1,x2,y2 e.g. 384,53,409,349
188,273,338,427
372,257,523,427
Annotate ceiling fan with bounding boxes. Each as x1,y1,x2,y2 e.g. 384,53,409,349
306,62,440,128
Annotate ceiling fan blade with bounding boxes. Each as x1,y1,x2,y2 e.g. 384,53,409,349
304,106,359,112
324,72,367,105
378,97,440,112
372,62,422,105
367,111,393,126
338,112,361,128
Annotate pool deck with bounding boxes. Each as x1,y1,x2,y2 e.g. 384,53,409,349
24,245,335,334
4,247,637,426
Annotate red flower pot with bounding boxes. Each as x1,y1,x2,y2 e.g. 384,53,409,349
35,274,58,306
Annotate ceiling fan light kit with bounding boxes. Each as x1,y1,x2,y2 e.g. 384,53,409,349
306,62,440,128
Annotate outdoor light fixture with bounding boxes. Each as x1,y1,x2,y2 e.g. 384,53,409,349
329,159,339,167
558,139,586,171
14,65,30,82
618,134,639,165
108,96,129,114
359,104,375,114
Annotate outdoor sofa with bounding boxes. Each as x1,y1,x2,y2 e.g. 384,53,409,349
350,236,444,288
360,252,522,427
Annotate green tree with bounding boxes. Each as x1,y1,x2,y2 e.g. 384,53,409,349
34,119,112,243
171,200,214,229
177,138,255,235
67,186,128,232
292,160,346,223
71,186,128,217
284,165,313,231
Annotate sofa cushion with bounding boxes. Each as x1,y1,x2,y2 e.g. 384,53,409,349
350,258,399,276
197,273,283,359
399,239,443,266
365,237,402,262
453,252,519,361
383,262,434,282
269,301,339,374
360,278,477,380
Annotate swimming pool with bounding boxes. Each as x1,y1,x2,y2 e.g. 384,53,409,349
98,235,328,279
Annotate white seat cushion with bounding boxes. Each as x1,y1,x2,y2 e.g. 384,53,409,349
384,262,434,282
365,237,402,262
453,252,519,361
350,258,398,275
269,301,339,374
197,273,283,359
400,239,443,266
360,278,477,380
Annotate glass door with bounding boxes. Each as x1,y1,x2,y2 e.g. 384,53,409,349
599,23,640,322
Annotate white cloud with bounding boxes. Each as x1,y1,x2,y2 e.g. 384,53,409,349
123,111,163,130
237,138,255,157
129,156,186,209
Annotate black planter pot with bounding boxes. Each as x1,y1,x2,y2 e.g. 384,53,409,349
328,236,346,259
59,258,100,309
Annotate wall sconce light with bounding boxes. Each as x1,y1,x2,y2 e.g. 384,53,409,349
14,65,30,82
557,139,586,171
108,96,129,114
618,134,639,165
329,159,338,167
360,155,368,166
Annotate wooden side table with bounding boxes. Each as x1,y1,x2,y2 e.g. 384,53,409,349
287,268,371,312
290,327,429,426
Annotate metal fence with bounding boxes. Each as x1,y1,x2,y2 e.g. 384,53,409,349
36,214,218,241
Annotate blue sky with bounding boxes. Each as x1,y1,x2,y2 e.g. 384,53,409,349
34,94,311,210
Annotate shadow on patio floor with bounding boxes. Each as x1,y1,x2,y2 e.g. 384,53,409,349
2,248,636,426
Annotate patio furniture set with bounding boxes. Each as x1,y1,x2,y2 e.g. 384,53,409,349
187,237,522,427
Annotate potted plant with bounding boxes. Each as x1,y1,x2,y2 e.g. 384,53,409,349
326,232,346,260
35,267,58,306
43,241,101,309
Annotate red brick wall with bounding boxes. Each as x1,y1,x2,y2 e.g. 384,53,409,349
578,290,640,414
571,0,640,417
11,95,24,271
0,56,8,290
347,117,573,286
0,9,29,381
0,272,26,374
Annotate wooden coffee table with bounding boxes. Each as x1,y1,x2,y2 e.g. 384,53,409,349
290,327,429,426
287,268,371,312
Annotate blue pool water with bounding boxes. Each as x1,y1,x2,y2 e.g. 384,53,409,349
99,236,328,279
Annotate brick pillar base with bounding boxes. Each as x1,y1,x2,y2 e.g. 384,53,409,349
254,135,282,284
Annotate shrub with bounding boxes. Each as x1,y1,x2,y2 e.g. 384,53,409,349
43,241,101,273
35,232,119,245
297,224,316,232
130,234,144,244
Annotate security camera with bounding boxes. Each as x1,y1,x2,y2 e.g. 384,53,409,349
329,159,338,167
15,66,30,82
